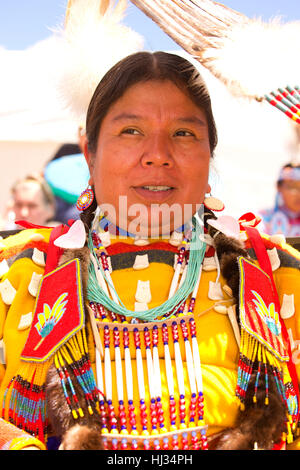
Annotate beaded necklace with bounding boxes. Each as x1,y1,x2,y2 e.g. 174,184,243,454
87,216,206,323
86,216,210,450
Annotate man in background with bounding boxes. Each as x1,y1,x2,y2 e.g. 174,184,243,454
260,163,300,237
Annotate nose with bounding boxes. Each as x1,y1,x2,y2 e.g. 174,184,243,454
141,133,174,168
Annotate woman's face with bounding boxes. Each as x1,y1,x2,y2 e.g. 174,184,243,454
84,80,211,236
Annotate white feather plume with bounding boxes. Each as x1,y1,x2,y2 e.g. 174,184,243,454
130,0,300,99
202,17,300,99
54,0,144,122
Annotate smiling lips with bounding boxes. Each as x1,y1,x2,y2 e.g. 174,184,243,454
132,185,175,202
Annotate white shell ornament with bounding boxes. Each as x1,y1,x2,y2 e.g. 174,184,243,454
32,248,46,267
169,231,183,246
208,281,224,300
207,216,240,240
134,237,149,246
54,220,86,249
267,248,280,271
0,279,16,305
135,280,152,303
280,294,295,319
133,254,150,270
28,272,43,297
18,312,33,330
204,196,225,212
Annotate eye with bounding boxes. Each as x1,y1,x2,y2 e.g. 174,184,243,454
174,129,195,137
121,127,141,135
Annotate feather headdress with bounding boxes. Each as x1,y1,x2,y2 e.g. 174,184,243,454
54,0,143,122
130,0,300,124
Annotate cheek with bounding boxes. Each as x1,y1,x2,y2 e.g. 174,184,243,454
92,152,126,204
181,155,210,183
182,160,210,202
94,142,131,177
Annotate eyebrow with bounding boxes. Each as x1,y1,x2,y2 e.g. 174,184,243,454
177,116,207,127
112,113,141,122
112,113,207,126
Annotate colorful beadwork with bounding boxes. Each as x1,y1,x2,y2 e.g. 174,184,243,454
87,217,206,323
76,186,94,212
265,86,300,125
84,224,211,450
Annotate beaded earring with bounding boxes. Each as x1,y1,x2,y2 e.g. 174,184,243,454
203,194,225,212
76,185,95,211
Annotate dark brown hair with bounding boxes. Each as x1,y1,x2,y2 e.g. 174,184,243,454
86,51,218,155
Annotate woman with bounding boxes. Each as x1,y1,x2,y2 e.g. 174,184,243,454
0,52,299,451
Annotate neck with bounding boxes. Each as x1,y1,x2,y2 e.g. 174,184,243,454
95,214,193,240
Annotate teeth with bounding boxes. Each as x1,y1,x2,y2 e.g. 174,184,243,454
142,186,172,191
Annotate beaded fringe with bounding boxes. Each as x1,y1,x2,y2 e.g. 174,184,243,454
53,329,99,420
2,328,98,444
89,303,208,450
2,360,50,444
236,329,299,443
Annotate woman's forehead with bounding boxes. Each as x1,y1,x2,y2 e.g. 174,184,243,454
103,80,207,122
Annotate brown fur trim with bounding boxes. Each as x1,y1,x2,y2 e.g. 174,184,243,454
59,424,103,450
206,223,287,450
45,246,102,445
215,364,286,449
58,246,91,292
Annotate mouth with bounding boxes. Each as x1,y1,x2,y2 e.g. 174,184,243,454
132,185,176,202
140,185,174,192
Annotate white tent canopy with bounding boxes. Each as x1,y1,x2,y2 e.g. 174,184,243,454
0,37,79,143
0,34,299,220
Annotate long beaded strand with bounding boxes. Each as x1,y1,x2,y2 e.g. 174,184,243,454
103,326,118,435
171,322,187,433
112,327,128,441
143,327,158,439
133,328,149,446
152,326,167,435
122,327,139,448
189,318,207,449
180,319,197,433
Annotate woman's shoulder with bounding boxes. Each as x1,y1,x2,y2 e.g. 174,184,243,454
0,228,52,289
0,229,51,304
244,232,300,271
0,228,52,264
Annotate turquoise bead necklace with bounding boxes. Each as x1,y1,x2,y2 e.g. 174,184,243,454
86,215,206,322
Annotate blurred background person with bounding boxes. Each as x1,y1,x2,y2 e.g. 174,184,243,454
43,126,89,224
3,174,57,229
259,162,300,237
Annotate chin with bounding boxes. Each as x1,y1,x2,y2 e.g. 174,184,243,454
127,214,188,239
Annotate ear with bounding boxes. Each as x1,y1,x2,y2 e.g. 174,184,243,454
206,183,211,195
83,139,95,186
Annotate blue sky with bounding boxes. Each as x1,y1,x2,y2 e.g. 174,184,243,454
0,0,299,51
